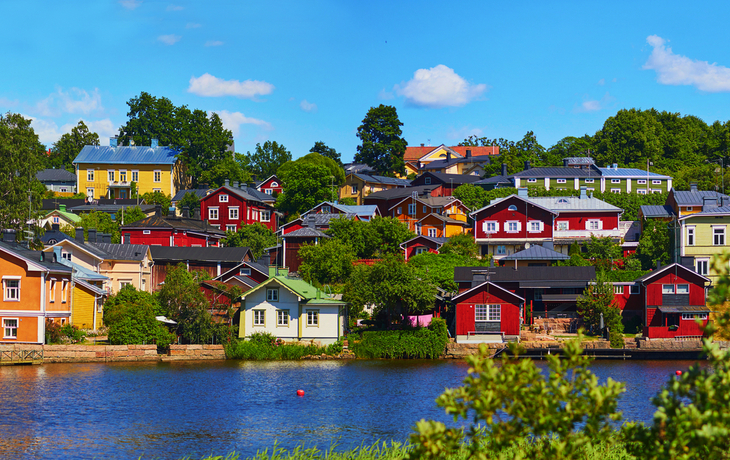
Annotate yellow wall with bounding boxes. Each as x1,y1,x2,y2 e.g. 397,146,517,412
76,162,181,199
682,216,730,284
72,285,96,329
99,259,152,294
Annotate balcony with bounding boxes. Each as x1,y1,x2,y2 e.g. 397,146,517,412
107,181,132,188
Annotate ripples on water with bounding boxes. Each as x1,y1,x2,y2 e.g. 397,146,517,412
0,358,702,460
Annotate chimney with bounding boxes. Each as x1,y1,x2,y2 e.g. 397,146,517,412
446,151,451,161
182,206,190,218
563,158,569,167
421,143,425,147
580,186,587,199
612,163,618,169
257,253,271,267
543,240,554,251
466,149,472,159
59,204,66,212
103,233,111,243
192,208,199,220
75,227,84,243
110,136,118,147
233,181,239,188
129,138,135,147
151,138,158,148
501,163,508,177
524,160,531,171
690,182,698,192
225,179,230,187
155,204,162,217
307,214,316,228
88,228,97,243
52,223,60,231
2,229,16,243
703,196,718,211
517,187,528,198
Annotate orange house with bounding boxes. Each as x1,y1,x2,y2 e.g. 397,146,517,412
388,196,470,237
1,235,73,344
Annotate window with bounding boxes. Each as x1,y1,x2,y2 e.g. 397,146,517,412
219,194,228,203
527,178,537,183
61,251,71,262
261,210,271,222
119,280,132,290
585,179,594,184
271,182,278,187
428,228,437,237
267,288,278,302
265,189,273,195
422,205,428,214
475,304,501,322
611,188,621,193
397,207,402,215
277,310,289,326
322,206,331,213
613,285,624,295
240,268,251,276
662,285,675,294
686,207,693,212
637,179,646,184
132,170,139,182
351,185,358,194
108,170,115,182
87,170,94,181
229,207,239,219
508,205,518,211
408,204,416,215
682,313,708,320
587,220,601,231
556,179,567,184
630,285,640,295
252,209,259,221
307,310,319,326
638,189,647,195
415,247,428,255
208,208,219,220
424,177,431,185
3,319,18,339
153,188,161,193
226,225,237,232
611,179,621,184
62,280,68,303
49,279,56,303
687,226,695,246
3,278,20,301
253,310,265,326
120,170,127,182
484,221,498,233
652,180,662,185
557,221,569,231
696,259,709,276
53,216,60,224
714,226,726,246
143,230,151,235
529,221,542,232
496,245,507,255
507,221,519,233
154,170,161,182
534,289,543,301
677,284,690,294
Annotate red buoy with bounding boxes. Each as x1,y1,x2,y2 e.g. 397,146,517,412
676,370,683,376
297,389,305,396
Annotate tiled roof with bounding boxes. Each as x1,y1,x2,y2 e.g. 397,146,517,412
121,215,225,235
404,145,499,162
150,246,251,263
598,167,671,179
74,145,179,165
88,243,149,261
500,245,570,261
36,168,77,182
640,205,675,218
671,189,729,206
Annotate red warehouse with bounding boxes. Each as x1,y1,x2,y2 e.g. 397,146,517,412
452,278,524,342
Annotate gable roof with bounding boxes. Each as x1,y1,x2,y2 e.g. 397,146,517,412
388,195,461,211
364,185,440,201
36,168,76,182
399,235,449,249
452,281,525,304
404,145,499,162
44,208,81,223
283,227,331,238
210,185,276,205
74,145,179,165
470,194,557,218
678,206,730,220
241,274,346,305
351,173,411,187
525,195,622,213
640,205,675,218
500,245,570,261
121,214,226,235
411,172,482,186
670,189,730,206
301,202,380,219
0,241,70,273
635,263,711,285
149,246,252,263
44,238,110,261
216,260,269,281
88,243,150,261
172,188,210,201
453,265,596,284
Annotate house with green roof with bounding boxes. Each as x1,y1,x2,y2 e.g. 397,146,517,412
39,204,81,230
238,268,347,344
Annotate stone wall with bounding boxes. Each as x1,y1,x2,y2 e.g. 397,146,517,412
636,338,703,350
0,343,226,363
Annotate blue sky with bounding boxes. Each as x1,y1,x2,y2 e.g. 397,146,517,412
3,1,730,163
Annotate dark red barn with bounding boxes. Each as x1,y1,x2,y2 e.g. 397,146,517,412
453,280,524,341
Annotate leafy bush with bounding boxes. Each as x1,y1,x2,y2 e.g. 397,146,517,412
349,319,448,359
225,336,341,360
60,324,86,343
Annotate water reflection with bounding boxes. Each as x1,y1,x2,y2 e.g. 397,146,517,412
0,358,695,460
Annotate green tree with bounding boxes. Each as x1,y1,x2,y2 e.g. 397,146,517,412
438,232,480,259
77,211,121,243
408,336,625,460
117,92,235,188
48,120,100,172
355,104,407,177
120,206,147,226
326,216,414,259
310,141,342,165
141,191,172,214
175,191,202,215
584,236,622,272
368,216,416,256
545,135,594,165
223,223,277,259
593,108,664,168
409,252,486,292
156,263,215,344
276,161,334,217
197,152,250,188
279,151,345,185
577,274,624,347
0,113,47,234
453,184,516,212
637,219,671,270
245,140,292,180
298,239,355,285
103,285,175,347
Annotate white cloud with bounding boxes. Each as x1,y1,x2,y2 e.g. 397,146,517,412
119,0,141,10
22,115,63,145
598,78,605,86
186,23,201,29
394,64,488,108
167,4,184,11
300,100,317,112
188,73,274,98
212,110,272,137
35,88,103,117
21,115,117,146
158,34,181,45
205,40,224,47
574,92,614,113
644,35,730,92
0,97,19,107
84,119,117,142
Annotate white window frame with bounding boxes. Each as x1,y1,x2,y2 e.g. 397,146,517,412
584,179,594,184
49,279,56,303
239,268,251,276
556,179,567,184
613,285,624,295
219,194,229,203
682,313,708,321
686,207,693,212
307,310,319,327
527,178,537,183
587,220,601,231
714,226,726,246
208,207,219,220
611,179,621,184
557,221,569,231
528,221,543,233
143,230,151,235
271,182,278,187
428,228,437,238
277,310,289,327
261,210,271,222
483,221,498,233
3,277,21,302
687,226,695,246
676,284,690,294
637,189,647,195
351,185,358,194
132,170,139,182
3,318,18,339
119,280,133,290
229,207,239,220
506,221,520,233
153,170,161,182
408,204,416,215
637,179,646,185
475,304,501,322
226,224,237,232
265,189,273,195
662,284,675,294
696,258,709,276
62,280,68,303
611,188,621,193
267,288,279,302
652,180,662,185
87,170,94,182
253,310,265,326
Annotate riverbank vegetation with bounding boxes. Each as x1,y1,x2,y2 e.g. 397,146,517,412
225,332,344,360
348,318,449,359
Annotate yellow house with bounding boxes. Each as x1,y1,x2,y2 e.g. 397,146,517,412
74,138,183,200
666,186,729,217
339,173,410,205
679,207,730,285
72,279,106,330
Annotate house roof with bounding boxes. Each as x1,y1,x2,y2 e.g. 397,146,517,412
416,213,467,226
121,215,226,235
283,227,331,238
399,235,449,249
411,172,482,186
44,208,81,223
513,167,598,178
474,174,513,186
351,173,411,187
678,206,730,221
301,202,380,218
41,228,72,245
364,185,439,201
241,274,346,304
88,243,150,261
0,241,73,273
388,195,461,211
212,185,276,205
69,204,156,215
598,167,671,179
525,196,622,213
670,189,730,206
640,205,675,218
404,145,499,162
44,239,110,260
499,245,570,261
36,168,77,182
453,265,596,284
172,188,210,201
149,246,252,263
74,145,179,165
75,278,108,296
421,155,493,170
470,194,557,218
635,263,711,284
452,281,525,304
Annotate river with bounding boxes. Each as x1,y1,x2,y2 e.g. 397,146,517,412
0,358,702,460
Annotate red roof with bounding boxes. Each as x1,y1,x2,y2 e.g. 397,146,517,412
404,145,499,162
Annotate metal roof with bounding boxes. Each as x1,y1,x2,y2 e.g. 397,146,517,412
283,227,330,238
121,214,225,235
411,172,482,186
640,205,675,218
88,243,149,261
525,196,622,212
74,145,179,165
678,206,730,220
671,189,729,206
454,265,595,283
36,168,77,182
352,173,411,186
172,188,210,201
657,305,710,313
597,167,671,179
500,245,570,261
474,174,513,185
513,167,596,178
364,185,438,200
0,241,73,273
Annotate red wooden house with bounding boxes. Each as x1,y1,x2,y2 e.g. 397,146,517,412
634,264,711,339
409,172,482,197
256,175,284,196
452,279,525,342
400,236,447,261
199,181,278,233
121,207,226,247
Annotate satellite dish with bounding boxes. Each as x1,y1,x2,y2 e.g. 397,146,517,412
524,242,531,249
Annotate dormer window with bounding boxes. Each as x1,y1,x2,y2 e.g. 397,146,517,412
271,182,278,187
219,195,229,203
558,198,569,204
240,268,251,276
508,205,518,211
424,177,431,185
